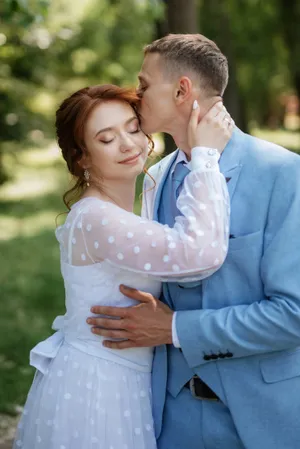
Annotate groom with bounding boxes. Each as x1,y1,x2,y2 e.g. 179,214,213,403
88,34,300,448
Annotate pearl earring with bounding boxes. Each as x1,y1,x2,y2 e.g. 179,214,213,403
84,169,90,187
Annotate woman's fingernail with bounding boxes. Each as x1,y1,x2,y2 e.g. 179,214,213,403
193,100,199,110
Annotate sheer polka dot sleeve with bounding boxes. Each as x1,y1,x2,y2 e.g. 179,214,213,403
65,147,230,282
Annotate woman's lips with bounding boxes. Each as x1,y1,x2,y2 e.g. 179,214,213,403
119,152,142,165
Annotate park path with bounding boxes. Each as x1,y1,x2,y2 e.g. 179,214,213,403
0,413,18,449
0,441,12,449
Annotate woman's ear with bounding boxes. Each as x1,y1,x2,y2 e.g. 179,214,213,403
77,149,91,170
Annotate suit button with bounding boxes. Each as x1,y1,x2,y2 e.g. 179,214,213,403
225,352,233,358
218,353,226,359
203,354,211,361
210,354,218,360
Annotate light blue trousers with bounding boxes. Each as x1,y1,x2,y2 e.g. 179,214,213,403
157,387,245,449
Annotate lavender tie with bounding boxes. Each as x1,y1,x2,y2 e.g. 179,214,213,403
170,161,190,225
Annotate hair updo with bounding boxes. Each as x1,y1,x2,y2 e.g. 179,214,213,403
55,84,154,210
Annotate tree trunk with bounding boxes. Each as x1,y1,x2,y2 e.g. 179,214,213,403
279,0,300,125
200,0,248,132
156,0,199,155
0,150,7,185
166,0,198,34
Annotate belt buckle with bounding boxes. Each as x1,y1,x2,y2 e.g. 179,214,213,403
189,376,204,401
189,376,219,401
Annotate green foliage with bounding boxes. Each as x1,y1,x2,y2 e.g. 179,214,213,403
0,0,161,184
1,0,50,26
200,0,292,127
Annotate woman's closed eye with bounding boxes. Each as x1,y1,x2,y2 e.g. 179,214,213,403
100,138,114,144
127,119,141,134
129,126,141,134
99,132,115,144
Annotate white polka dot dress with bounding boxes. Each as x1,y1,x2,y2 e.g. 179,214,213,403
13,147,230,449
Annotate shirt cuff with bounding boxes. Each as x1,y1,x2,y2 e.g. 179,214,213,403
191,146,220,171
172,312,181,348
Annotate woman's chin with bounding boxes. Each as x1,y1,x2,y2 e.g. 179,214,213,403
119,161,145,179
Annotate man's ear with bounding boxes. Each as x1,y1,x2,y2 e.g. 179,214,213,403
174,76,193,105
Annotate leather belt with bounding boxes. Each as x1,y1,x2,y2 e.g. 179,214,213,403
184,375,220,401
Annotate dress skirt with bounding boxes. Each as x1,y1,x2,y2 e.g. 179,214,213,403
13,342,157,449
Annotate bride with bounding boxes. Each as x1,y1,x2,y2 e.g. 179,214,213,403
13,84,232,449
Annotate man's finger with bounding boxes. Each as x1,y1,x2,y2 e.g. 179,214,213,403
205,100,223,119
215,110,227,122
119,285,155,303
91,328,129,339
90,305,128,317
87,317,125,329
103,339,137,350
188,99,200,131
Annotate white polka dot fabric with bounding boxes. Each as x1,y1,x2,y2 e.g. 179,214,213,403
58,148,229,282
13,344,156,449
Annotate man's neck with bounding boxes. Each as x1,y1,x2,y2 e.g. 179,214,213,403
171,95,221,160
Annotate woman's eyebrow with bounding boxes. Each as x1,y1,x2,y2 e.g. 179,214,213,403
94,116,138,139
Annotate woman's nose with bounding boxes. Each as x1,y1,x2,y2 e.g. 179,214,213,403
119,135,135,153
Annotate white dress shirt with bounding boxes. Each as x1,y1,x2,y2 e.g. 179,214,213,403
171,150,191,348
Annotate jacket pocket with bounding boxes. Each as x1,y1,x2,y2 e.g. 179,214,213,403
260,348,300,383
228,230,262,252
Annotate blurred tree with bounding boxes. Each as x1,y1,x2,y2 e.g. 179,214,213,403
201,0,291,129
0,0,297,182
1,0,50,25
0,0,50,183
280,0,300,101
166,0,198,33
155,0,199,154
200,0,248,132
0,0,160,184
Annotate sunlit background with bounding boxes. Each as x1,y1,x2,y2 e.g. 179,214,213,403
0,0,299,444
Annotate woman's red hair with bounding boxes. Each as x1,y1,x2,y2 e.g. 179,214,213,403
55,84,154,210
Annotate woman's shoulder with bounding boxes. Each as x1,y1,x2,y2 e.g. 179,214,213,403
67,196,138,229
69,197,117,219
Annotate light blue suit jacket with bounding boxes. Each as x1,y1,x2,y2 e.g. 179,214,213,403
145,128,300,449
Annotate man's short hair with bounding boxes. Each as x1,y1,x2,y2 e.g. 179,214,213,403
144,34,228,96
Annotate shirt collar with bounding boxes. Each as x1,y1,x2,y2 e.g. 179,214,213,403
171,149,191,174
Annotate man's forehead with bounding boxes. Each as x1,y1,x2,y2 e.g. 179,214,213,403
139,53,162,79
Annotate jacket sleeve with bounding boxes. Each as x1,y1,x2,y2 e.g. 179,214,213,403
176,154,300,367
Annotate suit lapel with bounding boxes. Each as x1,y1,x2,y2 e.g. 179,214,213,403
219,127,245,202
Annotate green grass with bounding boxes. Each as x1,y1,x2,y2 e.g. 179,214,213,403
0,129,299,414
